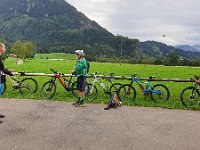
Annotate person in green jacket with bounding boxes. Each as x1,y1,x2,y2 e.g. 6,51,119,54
73,50,87,107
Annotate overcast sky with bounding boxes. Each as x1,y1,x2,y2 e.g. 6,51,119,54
65,0,200,46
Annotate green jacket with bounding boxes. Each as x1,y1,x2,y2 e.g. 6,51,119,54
75,58,87,77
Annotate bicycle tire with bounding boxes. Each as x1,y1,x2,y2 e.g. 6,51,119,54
180,86,200,107
71,81,78,97
150,84,170,102
40,80,56,99
117,84,136,103
85,83,98,100
19,78,38,95
109,83,121,93
71,82,97,100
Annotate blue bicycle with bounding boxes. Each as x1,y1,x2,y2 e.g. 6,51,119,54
117,74,170,103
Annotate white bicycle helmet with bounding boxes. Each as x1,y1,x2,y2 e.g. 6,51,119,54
75,50,84,56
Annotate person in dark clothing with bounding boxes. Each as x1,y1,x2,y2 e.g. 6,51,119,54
0,43,13,83
0,43,13,123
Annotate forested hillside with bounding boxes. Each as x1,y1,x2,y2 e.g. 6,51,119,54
0,0,200,62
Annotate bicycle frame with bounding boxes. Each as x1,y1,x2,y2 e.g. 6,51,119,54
191,75,200,91
90,73,107,92
50,69,73,90
130,74,161,96
90,72,116,94
6,75,20,88
3,72,24,89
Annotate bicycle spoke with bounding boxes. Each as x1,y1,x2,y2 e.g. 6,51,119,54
41,81,56,99
118,84,136,104
19,78,38,95
151,84,170,102
85,84,98,100
180,86,200,107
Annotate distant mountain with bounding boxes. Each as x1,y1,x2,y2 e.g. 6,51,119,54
175,45,199,52
193,45,200,51
142,41,200,59
0,0,200,61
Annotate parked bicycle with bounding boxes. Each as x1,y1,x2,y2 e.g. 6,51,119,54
180,75,200,108
86,72,122,100
40,68,90,99
117,73,170,103
1,72,38,95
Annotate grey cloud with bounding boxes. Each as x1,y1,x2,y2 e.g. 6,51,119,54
66,0,200,45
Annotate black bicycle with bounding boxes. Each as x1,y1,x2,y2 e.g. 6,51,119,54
180,75,200,108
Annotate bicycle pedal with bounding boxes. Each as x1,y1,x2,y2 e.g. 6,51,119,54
66,87,71,91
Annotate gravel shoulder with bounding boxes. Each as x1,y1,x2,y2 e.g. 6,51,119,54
0,98,200,150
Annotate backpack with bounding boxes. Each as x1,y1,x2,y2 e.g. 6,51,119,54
86,61,90,74
104,94,121,110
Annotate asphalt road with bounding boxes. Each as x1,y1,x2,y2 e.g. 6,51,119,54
0,98,200,150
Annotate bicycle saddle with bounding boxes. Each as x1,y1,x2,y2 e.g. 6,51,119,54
149,76,155,79
18,72,26,76
132,73,137,77
92,72,98,76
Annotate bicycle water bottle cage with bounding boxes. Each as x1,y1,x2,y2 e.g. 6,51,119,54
18,72,25,76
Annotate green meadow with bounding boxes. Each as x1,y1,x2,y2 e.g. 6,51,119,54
2,53,200,110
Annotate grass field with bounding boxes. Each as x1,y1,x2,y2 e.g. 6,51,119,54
35,53,75,60
2,55,200,110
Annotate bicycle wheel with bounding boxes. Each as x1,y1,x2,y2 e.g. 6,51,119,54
19,78,38,95
150,84,170,102
117,84,136,103
109,83,121,93
180,86,200,107
71,82,94,99
85,83,98,100
71,81,78,97
40,81,56,99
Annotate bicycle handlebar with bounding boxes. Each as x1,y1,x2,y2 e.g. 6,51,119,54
195,75,199,80
190,75,200,82
91,72,115,79
50,68,57,74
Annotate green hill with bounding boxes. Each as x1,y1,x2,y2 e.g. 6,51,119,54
0,0,200,61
